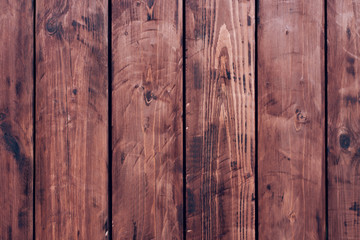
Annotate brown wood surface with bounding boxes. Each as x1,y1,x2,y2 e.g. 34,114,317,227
111,0,183,239
0,1,34,239
35,0,109,239
327,0,360,238
4,1,360,239
258,0,326,239
186,0,255,239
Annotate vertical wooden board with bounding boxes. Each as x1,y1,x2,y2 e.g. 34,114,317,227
0,1,33,239
258,1,325,239
111,0,183,239
186,0,255,239
35,0,108,239
328,1,360,238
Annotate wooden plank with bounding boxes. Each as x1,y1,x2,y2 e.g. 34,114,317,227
186,0,255,239
35,0,108,239
0,1,34,239
258,1,325,239
111,0,183,239
327,0,360,238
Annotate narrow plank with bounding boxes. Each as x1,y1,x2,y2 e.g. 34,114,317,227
186,0,255,239
258,1,325,239
0,1,34,239
111,0,183,239
328,1,360,238
35,0,108,239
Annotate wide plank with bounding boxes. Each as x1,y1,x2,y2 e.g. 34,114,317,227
258,1,326,239
328,0,360,238
111,0,183,239
186,0,255,239
0,1,34,239
35,0,109,239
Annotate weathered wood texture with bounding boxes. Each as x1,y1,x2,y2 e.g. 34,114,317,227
35,0,109,239
328,0,360,238
186,0,255,239
258,0,326,239
0,1,34,239
111,0,183,239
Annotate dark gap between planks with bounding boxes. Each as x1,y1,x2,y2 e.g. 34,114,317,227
182,0,187,239
108,0,113,239
33,0,36,238
324,0,329,238
255,0,259,239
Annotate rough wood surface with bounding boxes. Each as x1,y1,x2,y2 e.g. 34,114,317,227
258,1,326,239
35,0,109,239
0,1,34,239
327,0,360,238
185,0,255,239
111,0,183,239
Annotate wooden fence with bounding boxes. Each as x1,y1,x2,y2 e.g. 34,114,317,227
0,0,359,239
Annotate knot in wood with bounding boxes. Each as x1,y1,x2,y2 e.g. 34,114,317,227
339,134,351,150
46,17,58,35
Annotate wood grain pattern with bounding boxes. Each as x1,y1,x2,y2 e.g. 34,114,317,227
258,1,326,239
186,0,255,239
327,0,360,238
0,1,34,239
111,0,183,239
35,0,108,239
